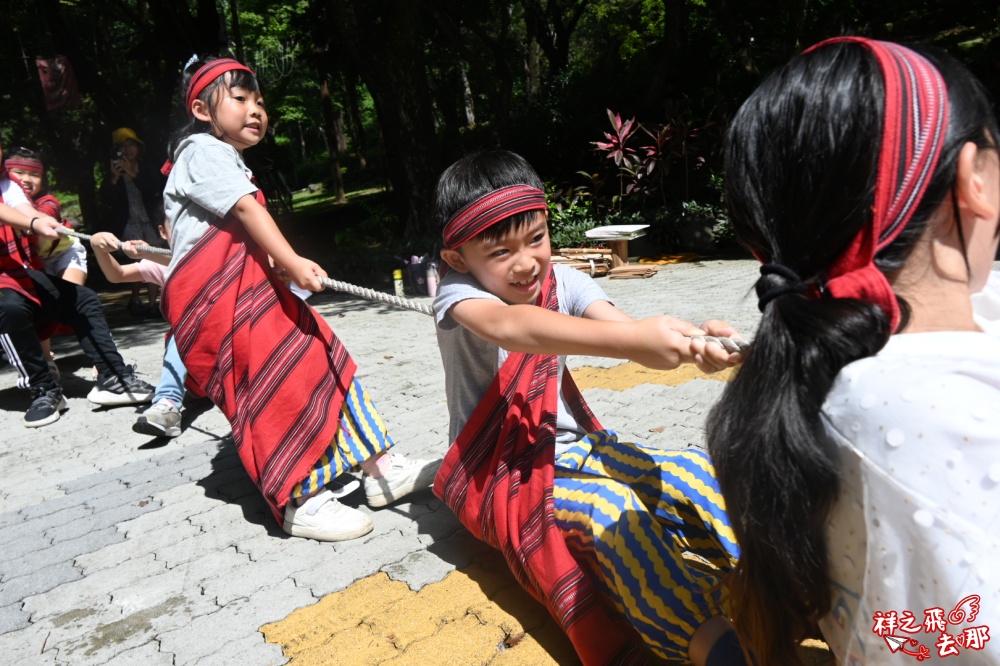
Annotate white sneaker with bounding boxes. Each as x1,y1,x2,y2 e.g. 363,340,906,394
282,489,373,542
363,454,442,508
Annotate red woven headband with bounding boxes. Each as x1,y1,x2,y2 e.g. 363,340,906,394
443,184,548,249
4,158,43,175
185,58,255,117
805,37,949,332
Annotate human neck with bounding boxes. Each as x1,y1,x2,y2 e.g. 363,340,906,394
894,280,979,333
890,238,980,334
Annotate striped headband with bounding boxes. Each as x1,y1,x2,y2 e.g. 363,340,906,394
806,37,949,332
443,184,548,249
185,58,255,117
4,157,43,175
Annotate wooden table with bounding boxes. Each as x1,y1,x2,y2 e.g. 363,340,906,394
584,226,650,267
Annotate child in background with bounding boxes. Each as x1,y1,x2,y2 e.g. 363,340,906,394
5,148,87,287
160,56,439,541
431,150,748,665
5,147,88,381
708,37,1000,664
0,138,154,427
90,223,186,438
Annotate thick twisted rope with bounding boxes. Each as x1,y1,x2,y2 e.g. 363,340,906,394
57,227,434,314
59,227,746,349
56,226,173,256
317,276,434,315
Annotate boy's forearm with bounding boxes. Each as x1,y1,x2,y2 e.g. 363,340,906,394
462,303,637,359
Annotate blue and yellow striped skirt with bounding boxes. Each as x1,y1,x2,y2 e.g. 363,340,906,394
553,430,739,663
290,377,394,499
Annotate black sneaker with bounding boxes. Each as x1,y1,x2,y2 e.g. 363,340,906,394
87,365,155,406
25,387,67,428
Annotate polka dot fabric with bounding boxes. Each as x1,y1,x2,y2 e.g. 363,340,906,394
818,311,1000,664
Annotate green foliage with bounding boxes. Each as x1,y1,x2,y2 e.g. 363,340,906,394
546,182,599,249
3,0,999,244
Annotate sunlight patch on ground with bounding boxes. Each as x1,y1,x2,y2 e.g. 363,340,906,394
260,549,575,665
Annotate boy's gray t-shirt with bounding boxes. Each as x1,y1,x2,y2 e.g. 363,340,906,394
163,133,259,278
434,263,611,454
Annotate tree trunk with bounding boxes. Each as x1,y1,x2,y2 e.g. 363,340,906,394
228,0,245,63
334,107,348,155
319,76,347,204
461,64,476,128
525,38,541,103
340,73,369,170
327,0,441,237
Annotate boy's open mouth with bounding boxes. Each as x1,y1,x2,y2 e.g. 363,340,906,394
511,276,537,289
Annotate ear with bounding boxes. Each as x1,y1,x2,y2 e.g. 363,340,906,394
440,248,469,274
190,98,212,123
955,141,999,223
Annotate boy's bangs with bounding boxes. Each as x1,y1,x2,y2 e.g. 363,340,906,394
475,211,539,245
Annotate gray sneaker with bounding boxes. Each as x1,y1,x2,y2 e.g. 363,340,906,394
133,399,182,437
24,387,67,428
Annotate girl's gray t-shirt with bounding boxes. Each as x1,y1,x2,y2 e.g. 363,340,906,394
433,263,610,454
163,133,258,278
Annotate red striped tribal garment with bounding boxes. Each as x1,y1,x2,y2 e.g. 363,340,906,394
162,196,356,522
433,268,645,665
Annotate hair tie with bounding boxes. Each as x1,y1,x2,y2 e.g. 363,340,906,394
183,54,200,72
443,184,547,249
758,263,807,311
185,58,255,117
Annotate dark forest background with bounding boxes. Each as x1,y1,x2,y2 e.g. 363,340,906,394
3,0,999,254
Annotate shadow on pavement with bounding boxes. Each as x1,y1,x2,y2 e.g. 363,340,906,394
196,436,279,535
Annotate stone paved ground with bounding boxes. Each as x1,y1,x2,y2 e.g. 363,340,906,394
0,258,762,665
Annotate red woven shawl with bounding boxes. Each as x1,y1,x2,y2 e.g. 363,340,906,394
0,189,43,304
162,215,356,522
433,268,644,665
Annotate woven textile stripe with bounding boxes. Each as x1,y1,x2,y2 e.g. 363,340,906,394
4,158,43,174
553,435,739,662
0,191,43,305
868,41,948,249
433,267,646,665
185,58,254,116
443,184,547,249
162,214,356,522
805,37,949,332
